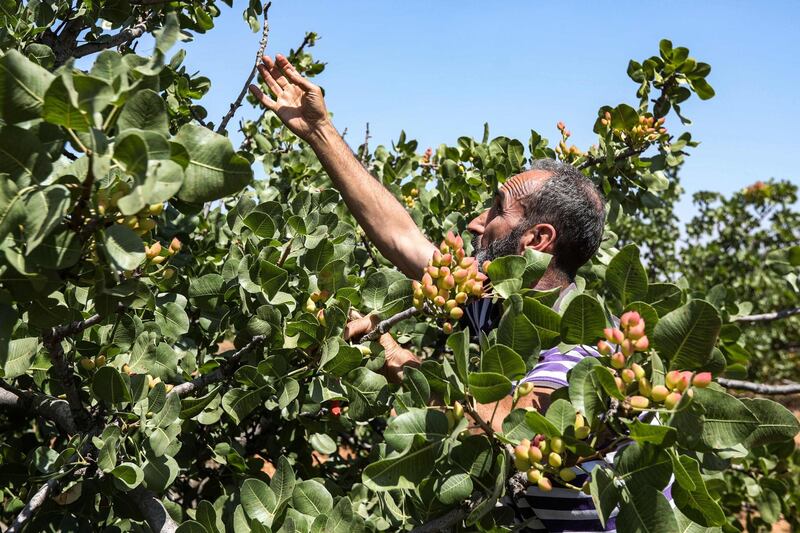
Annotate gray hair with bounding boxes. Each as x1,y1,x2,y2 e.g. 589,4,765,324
520,159,606,278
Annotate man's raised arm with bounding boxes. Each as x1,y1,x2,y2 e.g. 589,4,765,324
248,54,436,279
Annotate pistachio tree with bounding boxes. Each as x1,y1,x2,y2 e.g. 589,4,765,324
0,2,798,532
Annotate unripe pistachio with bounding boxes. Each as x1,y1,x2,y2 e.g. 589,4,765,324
441,253,453,265
427,266,440,278
122,364,132,375
455,291,468,304
651,385,670,402
538,476,553,492
442,322,453,334
442,274,455,290
638,377,652,397
432,249,443,266
460,256,476,269
527,468,542,483
169,237,182,253
604,327,624,344
453,269,469,283
454,235,464,249
539,439,548,454
162,268,175,280
550,437,564,454
520,438,531,448
615,376,625,393
621,339,634,357
517,381,534,397
138,218,156,232
515,456,531,472
559,468,577,482
151,255,166,264
148,376,161,389
470,283,483,297
148,203,164,216
445,230,457,247
165,384,173,393
666,370,682,389
620,311,641,329
316,309,327,327
527,445,543,463
423,284,438,299
439,242,450,254
146,242,162,258
455,248,465,262
692,372,712,388
627,320,646,339
413,297,423,309
548,452,562,468
631,363,645,380
597,340,612,355
445,299,457,310
575,426,591,440
633,336,649,352
438,286,450,298
124,215,139,228
664,391,682,410
434,295,446,307
574,413,585,429
80,357,95,371
629,395,650,410
439,266,451,277
450,307,464,320
676,371,692,392
610,352,626,369
95,355,106,367
621,368,636,384
453,401,464,419
357,345,372,356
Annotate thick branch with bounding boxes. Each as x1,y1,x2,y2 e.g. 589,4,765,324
71,16,152,59
733,307,800,323
463,400,495,437
578,145,647,170
360,307,420,342
718,378,800,395
169,335,268,398
0,388,78,434
6,479,60,533
217,2,271,134
130,486,178,533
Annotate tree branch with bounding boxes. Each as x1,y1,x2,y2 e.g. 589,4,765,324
577,145,647,170
463,400,495,437
71,16,153,60
129,486,178,533
217,2,272,134
169,335,268,398
5,478,60,533
0,387,78,434
409,507,468,533
359,307,420,342
733,307,800,323
718,378,800,395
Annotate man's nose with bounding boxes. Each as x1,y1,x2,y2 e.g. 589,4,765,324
467,210,489,235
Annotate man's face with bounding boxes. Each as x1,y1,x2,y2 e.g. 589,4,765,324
467,170,550,264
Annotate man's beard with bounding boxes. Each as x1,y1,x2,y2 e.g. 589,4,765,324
473,224,527,267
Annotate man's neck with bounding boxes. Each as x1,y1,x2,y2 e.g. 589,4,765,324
532,266,571,292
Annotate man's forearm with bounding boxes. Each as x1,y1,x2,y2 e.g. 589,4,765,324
307,121,436,278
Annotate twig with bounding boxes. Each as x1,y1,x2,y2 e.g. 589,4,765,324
169,335,268,398
733,307,800,323
6,479,60,533
360,235,378,265
360,307,420,342
409,507,468,533
359,122,371,164
718,378,800,395
277,238,294,267
463,400,494,437
217,2,271,134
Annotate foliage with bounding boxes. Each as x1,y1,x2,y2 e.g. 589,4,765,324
0,2,797,532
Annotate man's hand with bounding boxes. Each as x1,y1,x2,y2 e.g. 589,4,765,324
249,54,329,142
344,311,420,384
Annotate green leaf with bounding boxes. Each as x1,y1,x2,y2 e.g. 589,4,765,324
402,366,430,406
0,126,52,184
628,419,677,446
243,203,276,238
520,248,552,287
653,300,721,370
0,50,54,124
322,341,361,377
143,454,179,493
292,480,333,517
23,185,70,252
270,456,296,512
179,386,221,419
690,387,759,448
318,260,348,295
380,279,413,316
589,467,619,527
501,408,537,443
671,455,726,526
2,337,39,378
117,89,169,136
545,399,577,435
309,433,337,455
741,398,800,447
362,440,442,492
343,367,389,421
436,472,473,505
560,294,606,345
616,442,672,489
111,462,144,491
568,357,602,418
155,302,189,341
174,124,253,203
497,308,539,364
480,344,526,379
92,366,131,404
259,261,288,298
448,328,470,384
524,410,560,438
384,408,449,451
617,485,678,533
102,224,145,271
222,386,267,425
521,297,561,348
645,283,683,316
277,379,300,409
468,372,512,404
486,255,527,298
241,478,277,526
593,366,626,401
607,244,648,307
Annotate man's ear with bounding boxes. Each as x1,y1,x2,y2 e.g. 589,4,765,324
518,223,556,253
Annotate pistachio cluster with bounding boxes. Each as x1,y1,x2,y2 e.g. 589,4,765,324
555,121,582,157
513,413,591,492
145,237,182,265
598,111,667,144
97,182,163,237
597,311,710,411
412,231,488,334
79,354,107,371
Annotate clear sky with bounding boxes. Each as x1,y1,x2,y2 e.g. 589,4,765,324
164,1,799,221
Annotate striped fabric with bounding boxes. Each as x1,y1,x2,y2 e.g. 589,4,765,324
462,289,672,532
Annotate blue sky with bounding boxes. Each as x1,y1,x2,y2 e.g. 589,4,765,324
163,1,799,221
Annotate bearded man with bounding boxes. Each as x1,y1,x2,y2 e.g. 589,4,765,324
250,54,627,532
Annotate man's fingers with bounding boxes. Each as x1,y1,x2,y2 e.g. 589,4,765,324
276,53,318,92
248,84,276,110
343,315,379,341
257,58,283,96
262,55,289,89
